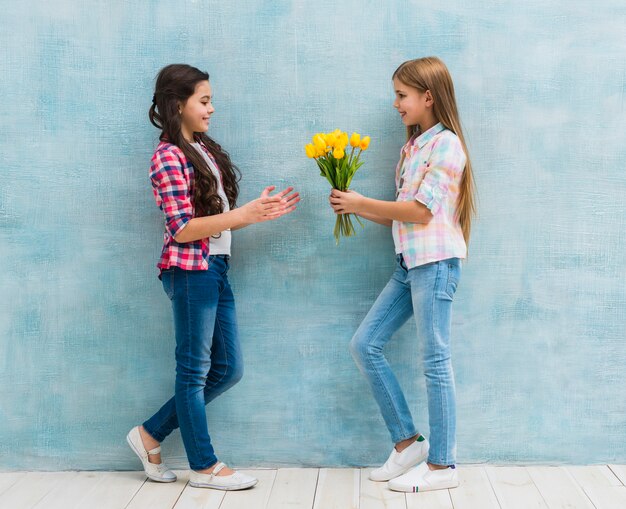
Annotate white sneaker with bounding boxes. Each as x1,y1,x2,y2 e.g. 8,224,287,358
189,462,258,490
388,461,459,492
369,436,430,481
126,426,177,483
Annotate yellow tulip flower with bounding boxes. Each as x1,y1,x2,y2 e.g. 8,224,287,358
305,143,317,158
350,132,361,148
360,136,371,150
313,134,326,151
333,148,345,159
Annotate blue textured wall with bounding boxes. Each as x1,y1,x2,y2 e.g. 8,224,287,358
1,1,625,470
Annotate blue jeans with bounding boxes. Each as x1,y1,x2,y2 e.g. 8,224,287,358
350,255,461,466
142,255,243,471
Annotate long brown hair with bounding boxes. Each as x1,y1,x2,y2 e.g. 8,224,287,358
393,57,476,247
149,64,240,217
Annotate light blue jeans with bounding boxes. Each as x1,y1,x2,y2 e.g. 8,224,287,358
350,254,461,466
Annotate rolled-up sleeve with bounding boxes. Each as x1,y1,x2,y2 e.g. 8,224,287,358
150,149,193,239
413,134,466,216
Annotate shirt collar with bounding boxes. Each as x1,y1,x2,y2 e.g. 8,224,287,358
415,122,445,149
403,122,445,156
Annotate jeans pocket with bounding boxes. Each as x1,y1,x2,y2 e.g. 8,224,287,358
161,270,175,300
205,255,215,269
435,260,460,301
444,261,460,300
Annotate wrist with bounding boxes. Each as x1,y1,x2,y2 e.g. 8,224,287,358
232,207,247,225
357,196,370,214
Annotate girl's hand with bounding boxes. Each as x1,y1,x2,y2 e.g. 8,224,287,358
329,189,365,214
266,185,300,219
240,186,300,224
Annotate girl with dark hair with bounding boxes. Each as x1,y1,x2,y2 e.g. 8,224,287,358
126,64,299,491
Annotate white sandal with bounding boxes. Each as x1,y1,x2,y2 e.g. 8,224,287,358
189,461,257,490
126,426,177,482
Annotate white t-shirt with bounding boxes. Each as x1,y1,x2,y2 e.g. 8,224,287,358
190,142,231,256
392,221,402,254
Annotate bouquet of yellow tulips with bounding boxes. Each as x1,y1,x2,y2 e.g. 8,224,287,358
304,130,371,244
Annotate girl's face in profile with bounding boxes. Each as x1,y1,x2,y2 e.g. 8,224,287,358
393,77,432,128
180,80,215,134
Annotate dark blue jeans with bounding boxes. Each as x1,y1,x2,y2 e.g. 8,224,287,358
142,255,243,471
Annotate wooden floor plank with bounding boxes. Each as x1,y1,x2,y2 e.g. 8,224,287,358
449,466,501,509
566,466,622,488
3,465,625,509
567,466,626,509
173,474,226,509
265,468,318,509
580,486,626,509
485,466,548,509
125,470,189,509
608,465,626,485
360,468,406,509
0,472,71,509
0,472,27,497
32,471,108,509
74,471,147,509
312,468,359,509
526,466,595,509
406,489,453,509
219,469,277,509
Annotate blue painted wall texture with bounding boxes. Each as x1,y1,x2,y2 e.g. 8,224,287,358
1,1,625,470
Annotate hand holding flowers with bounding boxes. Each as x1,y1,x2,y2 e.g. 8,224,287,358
304,130,371,243
328,189,365,215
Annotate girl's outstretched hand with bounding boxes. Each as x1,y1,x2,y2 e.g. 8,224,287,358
240,186,300,224
263,185,300,220
329,189,364,214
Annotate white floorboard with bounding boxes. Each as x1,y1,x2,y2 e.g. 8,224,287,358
1,465,624,509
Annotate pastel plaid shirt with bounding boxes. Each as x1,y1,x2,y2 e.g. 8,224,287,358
391,122,467,269
149,140,220,272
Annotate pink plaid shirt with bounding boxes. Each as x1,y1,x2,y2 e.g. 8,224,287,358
391,122,467,269
149,140,220,272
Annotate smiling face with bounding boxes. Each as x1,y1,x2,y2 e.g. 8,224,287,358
179,80,214,139
392,77,434,129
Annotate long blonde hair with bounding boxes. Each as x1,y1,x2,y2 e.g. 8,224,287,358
393,57,476,248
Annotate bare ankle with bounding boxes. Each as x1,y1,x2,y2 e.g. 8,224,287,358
139,426,159,446
427,463,449,470
195,462,235,476
137,426,162,464
395,434,420,453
